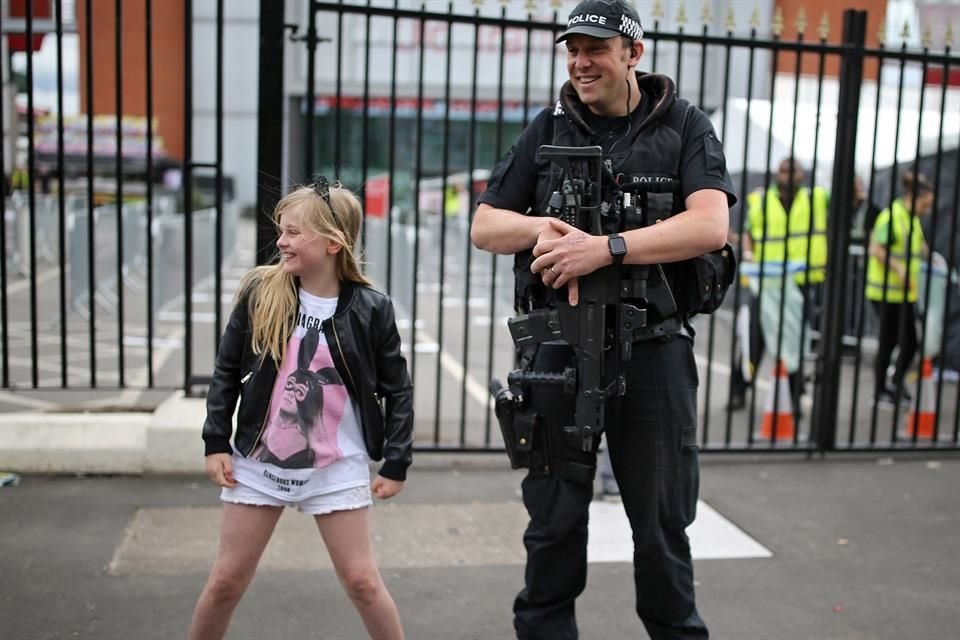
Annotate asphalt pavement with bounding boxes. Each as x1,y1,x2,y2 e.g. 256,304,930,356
2,453,959,640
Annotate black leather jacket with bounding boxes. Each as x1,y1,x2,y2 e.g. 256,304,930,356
202,281,414,481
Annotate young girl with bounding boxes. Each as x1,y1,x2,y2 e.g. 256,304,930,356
189,177,412,640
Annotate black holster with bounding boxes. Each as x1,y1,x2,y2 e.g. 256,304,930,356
491,378,536,470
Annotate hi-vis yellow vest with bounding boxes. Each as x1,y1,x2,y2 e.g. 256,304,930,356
747,186,829,284
865,199,924,303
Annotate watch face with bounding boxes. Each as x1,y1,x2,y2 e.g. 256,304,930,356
609,235,627,255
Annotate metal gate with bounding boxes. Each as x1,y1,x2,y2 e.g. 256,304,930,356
2,1,958,454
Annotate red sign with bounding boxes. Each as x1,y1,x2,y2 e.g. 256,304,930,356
364,174,390,219
8,0,52,53
926,66,960,88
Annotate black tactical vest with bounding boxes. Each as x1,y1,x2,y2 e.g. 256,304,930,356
514,72,693,317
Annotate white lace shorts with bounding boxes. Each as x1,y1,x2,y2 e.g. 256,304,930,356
220,482,372,516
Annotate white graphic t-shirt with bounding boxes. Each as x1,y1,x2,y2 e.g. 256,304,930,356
232,289,370,500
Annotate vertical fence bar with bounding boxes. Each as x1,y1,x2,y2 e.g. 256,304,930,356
214,0,224,353
115,0,126,386
386,2,398,295
879,43,909,442
785,33,804,447
459,5,481,445
813,9,866,452
360,0,371,249
433,2,454,446
305,0,316,179
856,47,885,446
0,5,7,386
333,2,343,177
255,0,284,265
485,5,509,444
697,19,716,443
950,150,960,443
548,7,558,105
25,0,39,387
935,45,960,444
410,4,425,388
85,0,96,386
55,0,67,386
183,0,194,388
804,32,827,447
650,15,660,71
755,34,779,446
674,21,683,92
905,51,930,445
145,0,155,385
926,52,950,441
720,24,737,446
521,7,532,129
729,28,758,444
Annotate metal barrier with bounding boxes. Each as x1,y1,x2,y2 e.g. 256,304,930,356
2,1,959,455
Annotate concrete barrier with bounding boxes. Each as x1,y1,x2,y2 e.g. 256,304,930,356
0,413,149,474
0,391,208,475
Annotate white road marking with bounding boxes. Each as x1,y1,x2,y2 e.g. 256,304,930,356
587,500,772,562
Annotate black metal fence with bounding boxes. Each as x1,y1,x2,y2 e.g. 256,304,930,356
2,1,959,454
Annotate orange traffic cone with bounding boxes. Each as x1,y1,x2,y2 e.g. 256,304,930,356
759,360,795,442
905,358,936,439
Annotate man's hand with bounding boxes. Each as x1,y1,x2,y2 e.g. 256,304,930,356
205,453,236,488
530,218,609,306
371,476,404,500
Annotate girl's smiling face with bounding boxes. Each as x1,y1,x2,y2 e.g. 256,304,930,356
276,206,335,278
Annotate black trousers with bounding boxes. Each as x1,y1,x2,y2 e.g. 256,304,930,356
871,301,919,392
514,336,708,640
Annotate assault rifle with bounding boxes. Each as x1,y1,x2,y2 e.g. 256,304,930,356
492,145,676,457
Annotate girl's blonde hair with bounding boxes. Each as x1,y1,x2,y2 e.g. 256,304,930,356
237,182,372,364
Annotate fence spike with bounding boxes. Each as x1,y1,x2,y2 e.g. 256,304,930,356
818,11,830,41
922,25,932,49
749,8,760,30
900,19,910,42
472,0,484,9
795,6,807,35
652,0,664,21
700,1,711,25
524,0,535,13
725,6,736,32
676,2,688,27
772,6,784,37
551,0,562,10
946,22,954,48
877,20,886,45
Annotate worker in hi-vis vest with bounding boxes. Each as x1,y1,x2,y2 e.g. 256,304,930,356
732,158,828,414
866,169,934,407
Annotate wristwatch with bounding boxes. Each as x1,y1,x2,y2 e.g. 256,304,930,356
607,233,627,266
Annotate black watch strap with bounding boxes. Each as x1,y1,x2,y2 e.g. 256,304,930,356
608,233,627,266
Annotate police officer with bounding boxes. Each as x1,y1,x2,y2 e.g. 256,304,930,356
471,1,735,638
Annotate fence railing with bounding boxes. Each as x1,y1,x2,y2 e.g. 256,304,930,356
2,1,959,455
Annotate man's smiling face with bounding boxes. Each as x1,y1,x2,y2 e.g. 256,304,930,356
564,33,636,117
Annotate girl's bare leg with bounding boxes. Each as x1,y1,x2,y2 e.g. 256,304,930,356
315,507,404,640
188,503,284,640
